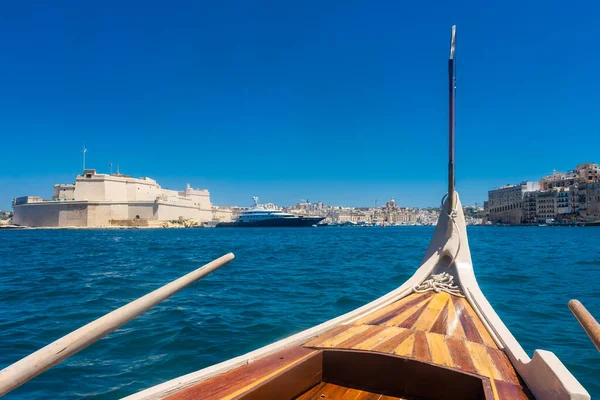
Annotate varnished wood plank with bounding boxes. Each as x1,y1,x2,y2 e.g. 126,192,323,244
352,327,406,351
319,325,372,348
446,295,467,339
296,382,327,400
486,347,520,384
368,292,433,325
372,329,413,353
167,347,315,400
304,325,351,347
412,292,450,331
425,332,453,367
338,388,364,399
353,292,428,325
393,331,415,356
222,351,319,400
494,379,532,400
381,295,433,327
398,300,432,329
466,341,503,381
337,325,387,349
429,300,449,335
412,330,431,362
303,382,349,399
452,296,484,344
458,298,498,349
343,389,381,399
445,337,478,375
354,393,382,400
239,350,322,400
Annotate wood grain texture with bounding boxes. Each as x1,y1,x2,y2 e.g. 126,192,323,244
352,327,405,351
412,292,450,331
446,337,478,375
381,296,434,327
354,292,429,325
166,347,315,400
298,291,527,399
466,341,502,382
446,296,467,339
411,330,431,362
493,379,533,400
452,296,484,344
398,300,432,329
337,326,387,349
486,347,520,384
304,325,351,348
370,293,432,326
318,325,371,348
426,332,453,367
458,298,498,349
295,382,327,400
429,300,449,335
371,329,413,354
295,382,405,400
393,331,415,356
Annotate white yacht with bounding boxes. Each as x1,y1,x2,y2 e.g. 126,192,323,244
216,197,324,227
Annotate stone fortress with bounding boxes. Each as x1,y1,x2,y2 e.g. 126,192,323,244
12,169,231,227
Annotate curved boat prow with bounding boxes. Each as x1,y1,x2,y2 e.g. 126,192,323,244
124,26,591,400
412,193,590,399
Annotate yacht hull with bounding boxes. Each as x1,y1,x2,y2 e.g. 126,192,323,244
216,216,324,228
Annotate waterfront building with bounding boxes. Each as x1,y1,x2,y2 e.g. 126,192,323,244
540,169,578,190
522,191,538,224
536,190,557,223
332,209,366,224
12,169,231,227
487,182,540,224
556,187,571,215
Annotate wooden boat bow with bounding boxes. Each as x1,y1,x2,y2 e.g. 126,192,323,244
124,27,591,400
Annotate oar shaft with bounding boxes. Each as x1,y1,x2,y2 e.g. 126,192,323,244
0,253,235,396
569,299,600,352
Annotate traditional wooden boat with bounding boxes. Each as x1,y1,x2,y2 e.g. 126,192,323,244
0,26,596,400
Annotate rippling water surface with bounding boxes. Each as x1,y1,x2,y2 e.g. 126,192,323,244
1,227,599,399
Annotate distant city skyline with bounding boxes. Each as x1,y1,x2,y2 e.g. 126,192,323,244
1,1,599,210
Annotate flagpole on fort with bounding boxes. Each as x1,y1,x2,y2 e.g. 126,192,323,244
82,146,87,173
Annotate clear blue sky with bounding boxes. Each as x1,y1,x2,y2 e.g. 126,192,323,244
1,1,599,210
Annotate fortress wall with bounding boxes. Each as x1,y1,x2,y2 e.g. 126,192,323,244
13,204,61,227
155,203,212,222
127,203,157,220
58,204,88,226
13,202,88,227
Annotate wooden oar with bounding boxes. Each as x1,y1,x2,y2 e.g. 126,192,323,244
568,299,600,352
0,253,235,396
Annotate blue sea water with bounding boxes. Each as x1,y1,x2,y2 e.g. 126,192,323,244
0,226,599,399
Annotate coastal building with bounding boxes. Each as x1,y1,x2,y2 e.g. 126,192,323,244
577,162,600,182
539,169,578,190
487,182,540,224
522,191,538,224
536,190,557,223
12,169,231,227
331,209,366,224
556,188,571,215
